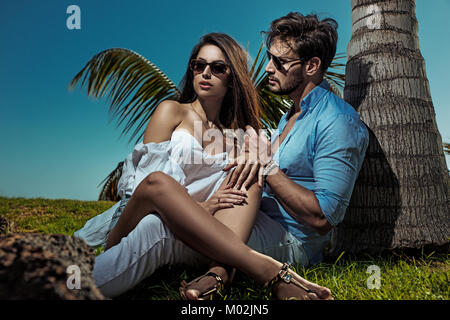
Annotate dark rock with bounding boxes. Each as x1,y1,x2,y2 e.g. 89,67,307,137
0,233,105,300
0,215,9,234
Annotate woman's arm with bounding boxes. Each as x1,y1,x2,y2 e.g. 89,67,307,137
142,100,185,144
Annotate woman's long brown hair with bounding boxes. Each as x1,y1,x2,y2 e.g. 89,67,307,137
178,33,261,131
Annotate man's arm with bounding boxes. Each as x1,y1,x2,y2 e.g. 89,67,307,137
265,168,332,235
265,113,368,236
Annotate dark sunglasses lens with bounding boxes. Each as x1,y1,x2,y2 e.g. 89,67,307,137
267,51,282,70
211,63,227,74
190,60,206,72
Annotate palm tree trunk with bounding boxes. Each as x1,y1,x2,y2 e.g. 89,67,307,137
331,0,449,255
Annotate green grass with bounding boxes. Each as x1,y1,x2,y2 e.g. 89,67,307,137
1,196,448,300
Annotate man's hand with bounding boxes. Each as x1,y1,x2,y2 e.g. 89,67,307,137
223,126,273,189
198,186,248,215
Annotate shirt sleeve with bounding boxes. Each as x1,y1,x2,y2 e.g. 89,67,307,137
75,140,187,248
118,140,186,199
313,113,368,226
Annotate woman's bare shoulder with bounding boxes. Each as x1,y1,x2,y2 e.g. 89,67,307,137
154,100,186,118
142,100,190,143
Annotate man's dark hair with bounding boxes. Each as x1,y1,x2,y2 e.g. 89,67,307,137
264,12,338,73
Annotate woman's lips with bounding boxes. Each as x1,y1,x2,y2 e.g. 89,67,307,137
199,81,212,89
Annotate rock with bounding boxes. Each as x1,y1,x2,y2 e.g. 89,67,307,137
0,215,9,234
0,233,105,300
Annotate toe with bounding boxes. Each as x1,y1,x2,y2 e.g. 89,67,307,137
289,273,332,300
317,287,332,300
185,289,200,300
308,292,320,300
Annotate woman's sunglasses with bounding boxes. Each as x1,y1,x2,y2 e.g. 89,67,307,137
266,50,305,71
190,59,229,75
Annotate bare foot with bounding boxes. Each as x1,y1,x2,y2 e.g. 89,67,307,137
271,266,332,300
180,267,230,300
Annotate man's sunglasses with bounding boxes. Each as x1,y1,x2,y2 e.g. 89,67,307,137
190,59,229,75
266,50,305,71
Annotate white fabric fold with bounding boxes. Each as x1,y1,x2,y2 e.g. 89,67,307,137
74,130,229,247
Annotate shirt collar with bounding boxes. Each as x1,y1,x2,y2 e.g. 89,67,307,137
288,79,330,118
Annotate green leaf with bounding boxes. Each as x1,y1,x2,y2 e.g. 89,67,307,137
69,48,180,145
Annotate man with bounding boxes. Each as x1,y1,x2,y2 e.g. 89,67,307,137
222,12,368,269
249,12,369,265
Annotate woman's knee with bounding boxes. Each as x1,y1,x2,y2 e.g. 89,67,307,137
146,171,171,185
136,171,172,199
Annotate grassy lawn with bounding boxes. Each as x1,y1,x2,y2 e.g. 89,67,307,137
1,196,448,300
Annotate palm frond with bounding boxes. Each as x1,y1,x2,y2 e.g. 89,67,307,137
69,48,180,145
325,53,346,98
97,161,123,201
444,142,450,155
250,42,267,85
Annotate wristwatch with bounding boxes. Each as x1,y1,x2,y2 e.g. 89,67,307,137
262,160,278,185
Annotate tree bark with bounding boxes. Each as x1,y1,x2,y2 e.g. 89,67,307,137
331,0,449,255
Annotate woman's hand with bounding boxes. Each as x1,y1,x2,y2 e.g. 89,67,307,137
199,187,248,215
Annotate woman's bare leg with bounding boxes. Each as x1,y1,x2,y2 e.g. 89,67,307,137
107,171,264,271
106,171,331,299
183,171,262,299
107,171,263,265
213,174,262,242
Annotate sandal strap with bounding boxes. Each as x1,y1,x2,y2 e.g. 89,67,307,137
199,272,224,298
180,271,224,300
271,263,312,293
184,271,224,287
204,272,224,285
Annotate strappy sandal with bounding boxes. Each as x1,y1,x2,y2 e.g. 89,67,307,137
267,263,314,300
179,271,225,300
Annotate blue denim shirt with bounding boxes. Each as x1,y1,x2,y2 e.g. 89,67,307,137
261,80,369,264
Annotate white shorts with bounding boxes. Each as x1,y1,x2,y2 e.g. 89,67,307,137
93,210,309,298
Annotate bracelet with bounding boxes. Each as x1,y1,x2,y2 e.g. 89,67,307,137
262,160,278,185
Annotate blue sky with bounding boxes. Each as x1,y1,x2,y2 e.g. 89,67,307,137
0,0,449,201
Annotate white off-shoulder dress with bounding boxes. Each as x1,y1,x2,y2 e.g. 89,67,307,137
74,129,230,248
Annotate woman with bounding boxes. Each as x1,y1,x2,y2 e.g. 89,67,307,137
76,33,332,300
